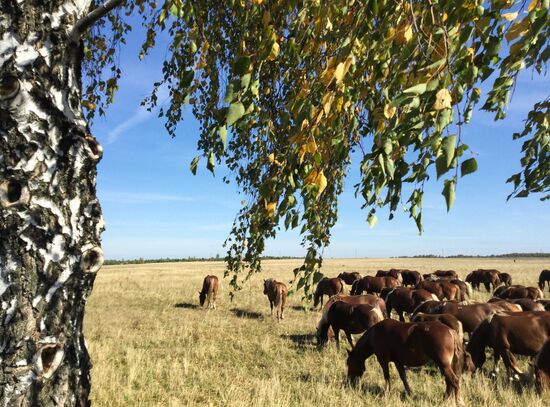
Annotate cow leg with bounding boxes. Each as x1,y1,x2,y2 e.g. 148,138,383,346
440,364,461,404
484,282,490,292
334,328,340,349
270,301,274,316
398,311,405,322
378,358,391,392
395,363,411,394
345,331,354,348
502,349,523,376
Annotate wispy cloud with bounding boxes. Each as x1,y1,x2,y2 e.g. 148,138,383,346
100,191,204,204
106,107,151,145
106,85,170,145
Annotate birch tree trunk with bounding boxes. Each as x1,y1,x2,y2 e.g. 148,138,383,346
0,1,105,405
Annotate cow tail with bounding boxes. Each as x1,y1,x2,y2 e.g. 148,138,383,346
275,286,283,318
450,328,463,376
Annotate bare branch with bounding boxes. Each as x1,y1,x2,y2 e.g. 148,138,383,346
70,0,125,41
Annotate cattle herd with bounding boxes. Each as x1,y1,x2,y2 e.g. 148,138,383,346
199,268,550,401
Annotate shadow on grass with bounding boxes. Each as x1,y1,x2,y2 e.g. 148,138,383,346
230,308,264,320
174,302,200,310
290,305,310,312
281,333,316,351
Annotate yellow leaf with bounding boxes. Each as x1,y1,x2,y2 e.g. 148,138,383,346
322,92,335,115
434,88,452,110
473,88,481,96
315,170,327,198
264,200,277,218
332,54,355,86
325,18,333,31
262,11,270,27
395,24,413,45
377,119,386,133
384,104,397,119
304,170,318,185
300,118,310,132
268,153,275,163
252,0,263,5
502,12,518,22
267,41,279,61
442,12,448,23
335,96,344,113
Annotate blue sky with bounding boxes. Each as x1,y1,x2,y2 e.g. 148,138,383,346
91,26,549,260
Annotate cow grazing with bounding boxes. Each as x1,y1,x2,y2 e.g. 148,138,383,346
351,276,401,295
467,312,550,375
385,287,438,321
317,301,384,348
313,277,345,308
263,278,288,322
498,272,512,286
375,269,401,280
466,269,500,292
199,275,219,309
495,285,544,301
401,269,422,287
346,319,463,404
337,272,362,285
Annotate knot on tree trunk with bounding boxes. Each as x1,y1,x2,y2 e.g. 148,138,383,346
0,179,30,208
0,74,20,101
80,245,103,273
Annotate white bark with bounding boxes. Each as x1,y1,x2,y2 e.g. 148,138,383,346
1,1,104,405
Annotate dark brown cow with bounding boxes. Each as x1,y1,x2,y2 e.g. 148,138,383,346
317,301,384,348
466,269,500,292
535,338,550,392
376,269,401,280
539,270,550,291
351,276,400,295
434,270,459,279
431,301,522,333
313,277,345,308
337,272,362,285
199,275,220,309
488,297,545,312
263,279,288,321
346,319,463,403
401,269,422,287
320,294,388,319
467,312,550,375
450,279,472,301
498,272,512,286
385,287,438,321
495,285,544,301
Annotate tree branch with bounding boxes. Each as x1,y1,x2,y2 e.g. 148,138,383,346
70,0,125,41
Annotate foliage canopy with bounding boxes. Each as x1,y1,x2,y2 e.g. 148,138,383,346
84,0,549,300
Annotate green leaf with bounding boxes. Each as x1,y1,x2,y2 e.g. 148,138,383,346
442,180,456,212
219,125,228,150
234,56,251,76
313,271,324,284
441,135,457,168
241,73,252,90
224,84,235,104
226,102,245,126
461,158,478,177
367,213,378,228
190,156,200,175
435,155,448,179
403,83,427,95
207,150,215,174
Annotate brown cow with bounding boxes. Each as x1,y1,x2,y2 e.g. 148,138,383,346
337,272,362,285
401,269,422,287
317,301,384,348
385,287,438,321
313,277,345,308
376,269,401,280
412,312,465,345
434,270,459,279
263,279,288,321
467,312,550,375
417,280,460,301
346,319,463,403
412,300,451,316
495,285,544,301
351,276,400,295
320,294,388,320
539,270,550,291
535,338,550,392
488,297,545,312
498,272,512,286
466,269,500,292
199,275,220,309
432,301,522,333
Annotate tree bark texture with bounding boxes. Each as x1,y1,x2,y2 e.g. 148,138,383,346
0,1,104,405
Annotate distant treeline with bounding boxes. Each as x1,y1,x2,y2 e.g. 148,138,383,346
103,255,302,266
401,253,550,258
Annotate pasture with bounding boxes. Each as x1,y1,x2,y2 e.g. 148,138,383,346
85,258,549,406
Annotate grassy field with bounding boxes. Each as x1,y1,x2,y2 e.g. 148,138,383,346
84,258,550,406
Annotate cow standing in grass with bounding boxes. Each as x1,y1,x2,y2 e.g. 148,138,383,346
199,275,220,309
263,279,288,322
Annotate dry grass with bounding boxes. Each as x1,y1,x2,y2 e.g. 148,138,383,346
85,258,550,406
